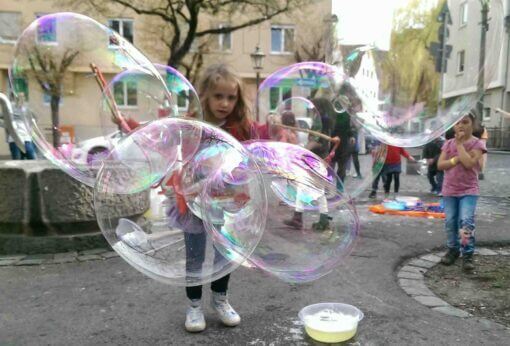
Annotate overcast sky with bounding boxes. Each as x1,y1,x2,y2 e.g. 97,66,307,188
332,0,438,50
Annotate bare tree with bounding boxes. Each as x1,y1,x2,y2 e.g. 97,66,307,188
25,46,79,147
59,0,309,72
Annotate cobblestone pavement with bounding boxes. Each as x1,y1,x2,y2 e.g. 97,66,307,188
397,247,510,325
0,153,509,345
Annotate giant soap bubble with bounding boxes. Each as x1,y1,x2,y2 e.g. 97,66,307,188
99,63,201,137
258,62,386,197
9,12,167,186
209,141,360,283
331,0,505,147
94,118,267,286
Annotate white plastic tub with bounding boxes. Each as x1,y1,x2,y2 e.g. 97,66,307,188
299,303,364,343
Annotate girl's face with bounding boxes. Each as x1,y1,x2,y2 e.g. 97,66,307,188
207,78,238,122
454,116,474,137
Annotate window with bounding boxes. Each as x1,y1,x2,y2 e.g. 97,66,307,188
113,80,137,107
36,13,56,43
483,107,491,121
457,50,465,73
0,11,21,42
459,2,468,26
271,25,294,53
108,18,134,44
269,86,292,110
216,24,232,52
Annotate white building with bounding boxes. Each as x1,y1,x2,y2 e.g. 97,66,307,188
442,0,510,146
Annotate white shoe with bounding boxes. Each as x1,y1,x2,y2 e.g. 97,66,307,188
211,292,241,327
185,300,206,332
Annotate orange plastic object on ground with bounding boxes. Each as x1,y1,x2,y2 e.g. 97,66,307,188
369,203,445,219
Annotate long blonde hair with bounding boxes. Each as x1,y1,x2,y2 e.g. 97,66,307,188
197,63,253,139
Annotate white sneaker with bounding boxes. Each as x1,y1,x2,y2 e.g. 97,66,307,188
185,300,206,332
211,292,241,327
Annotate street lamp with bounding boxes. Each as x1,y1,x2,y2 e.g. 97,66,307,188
250,46,265,121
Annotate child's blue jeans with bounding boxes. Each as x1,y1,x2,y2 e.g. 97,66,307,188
443,195,478,255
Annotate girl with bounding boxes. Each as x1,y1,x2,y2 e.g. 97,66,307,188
182,63,257,332
382,145,416,199
437,113,486,272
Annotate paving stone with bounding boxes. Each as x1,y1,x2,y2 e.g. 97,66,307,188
397,271,423,280
0,255,25,261
407,258,437,269
54,252,77,259
475,248,498,256
432,306,471,318
76,255,103,262
0,259,21,266
50,257,76,264
16,258,46,266
474,317,509,331
101,251,119,259
413,296,448,307
400,265,427,274
434,251,447,257
24,254,54,260
79,248,109,256
401,286,435,297
419,254,442,263
497,250,510,256
398,279,430,291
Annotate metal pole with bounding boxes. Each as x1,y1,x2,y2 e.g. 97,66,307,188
255,71,260,122
499,9,510,146
438,14,448,113
477,1,489,122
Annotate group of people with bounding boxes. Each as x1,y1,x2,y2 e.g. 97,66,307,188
4,60,477,333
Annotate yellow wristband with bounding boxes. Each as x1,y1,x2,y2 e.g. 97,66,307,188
450,158,456,165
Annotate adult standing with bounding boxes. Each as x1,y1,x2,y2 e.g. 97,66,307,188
331,110,356,183
5,93,36,160
422,137,444,195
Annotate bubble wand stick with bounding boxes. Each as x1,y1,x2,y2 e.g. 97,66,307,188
89,63,130,132
269,120,340,164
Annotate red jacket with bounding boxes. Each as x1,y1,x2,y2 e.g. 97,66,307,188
385,145,412,165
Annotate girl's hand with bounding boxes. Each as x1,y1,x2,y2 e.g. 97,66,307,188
455,130,465,145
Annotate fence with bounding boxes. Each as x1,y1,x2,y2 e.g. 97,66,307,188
486,127,510,150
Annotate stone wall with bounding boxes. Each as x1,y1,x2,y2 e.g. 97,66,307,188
0,160,149,254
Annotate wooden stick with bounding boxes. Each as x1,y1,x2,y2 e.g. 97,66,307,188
89,63,125,131
272,123,334,141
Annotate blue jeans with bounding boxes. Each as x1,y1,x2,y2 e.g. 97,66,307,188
181,212,230,300
443,195,478,255
9,141,36,160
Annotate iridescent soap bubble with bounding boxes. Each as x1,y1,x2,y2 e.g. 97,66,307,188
9,12,163,186
331,0,505,147
99,63,201,137
258,62,386,198
219,141,360,283
264,96,322,149
95,118,266,286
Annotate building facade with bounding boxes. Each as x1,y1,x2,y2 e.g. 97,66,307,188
442,0,510,148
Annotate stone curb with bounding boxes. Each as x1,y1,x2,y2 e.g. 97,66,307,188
0,248,118,266
397,247,510,328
